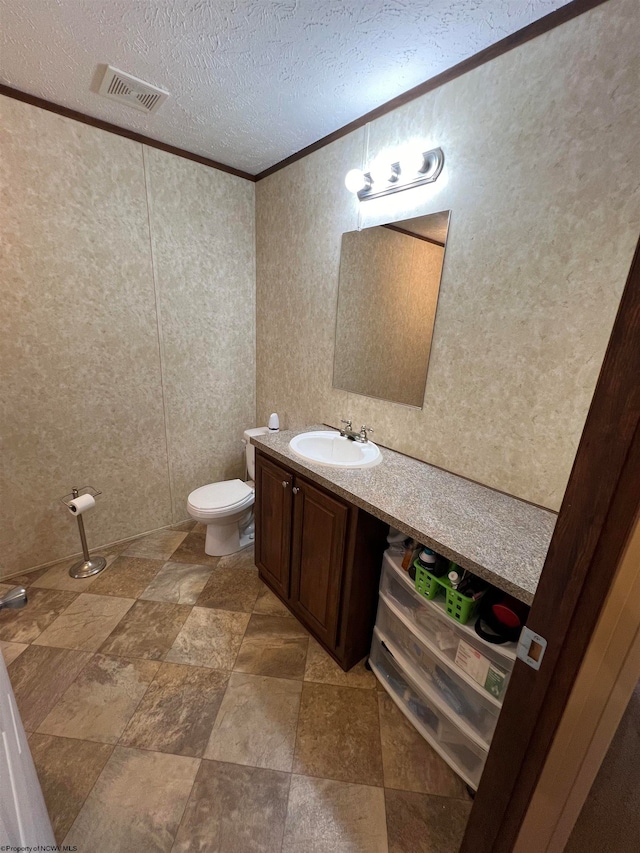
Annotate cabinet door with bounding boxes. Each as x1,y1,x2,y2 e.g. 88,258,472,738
255,452,293,599
290,477,349,647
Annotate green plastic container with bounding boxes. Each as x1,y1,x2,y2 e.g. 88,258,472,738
413,561,442,600
413,559,482,625
444,585,480,625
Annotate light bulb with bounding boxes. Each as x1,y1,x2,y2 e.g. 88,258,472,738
399,149,426,176
369,160,398,186
344,169,368,194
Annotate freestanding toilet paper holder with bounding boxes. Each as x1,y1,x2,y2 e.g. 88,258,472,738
60,486,107,579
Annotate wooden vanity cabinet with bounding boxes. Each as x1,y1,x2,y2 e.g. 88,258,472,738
255,450,388,670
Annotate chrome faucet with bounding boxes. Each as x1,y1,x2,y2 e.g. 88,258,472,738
340,419,374,443
339,418,357,439
359,425,374,443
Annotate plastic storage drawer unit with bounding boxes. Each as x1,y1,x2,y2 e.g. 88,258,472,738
370,631,487,789
380,552,516,701
376,594,500,745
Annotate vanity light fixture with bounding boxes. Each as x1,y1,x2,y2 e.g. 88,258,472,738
399,148,430,175
369,159,400,186
344,168,371,194
345,147,444,201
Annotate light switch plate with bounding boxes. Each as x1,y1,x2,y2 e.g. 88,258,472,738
517,626,547,670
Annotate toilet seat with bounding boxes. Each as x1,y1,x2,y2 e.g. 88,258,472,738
187,479,254,519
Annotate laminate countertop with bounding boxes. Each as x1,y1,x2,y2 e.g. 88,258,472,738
251,427,558,605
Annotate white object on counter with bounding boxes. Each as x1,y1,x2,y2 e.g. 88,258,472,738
268,412,280,432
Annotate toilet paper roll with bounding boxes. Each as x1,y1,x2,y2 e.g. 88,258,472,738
68,494,96,515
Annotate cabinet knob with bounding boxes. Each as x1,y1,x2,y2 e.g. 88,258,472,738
282,480,288,488
292,486,300,494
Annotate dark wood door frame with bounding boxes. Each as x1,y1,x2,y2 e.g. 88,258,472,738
461,234,640,852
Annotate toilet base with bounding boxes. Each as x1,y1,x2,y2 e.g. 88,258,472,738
204,509,254,557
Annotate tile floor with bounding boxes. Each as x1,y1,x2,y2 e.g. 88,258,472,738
1,523,472,852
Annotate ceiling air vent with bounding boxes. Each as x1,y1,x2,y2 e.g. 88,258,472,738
97,65,168,114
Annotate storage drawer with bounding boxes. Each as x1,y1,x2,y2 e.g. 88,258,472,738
376,595,500,745
380,556,459,657
369,632,486,789
380,552,515,701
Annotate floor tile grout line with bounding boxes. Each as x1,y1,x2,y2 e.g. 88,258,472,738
33,652,159,738
377,688,391,791
0,588,80,646
286,764,388,789
29,647,97,733
223,595,258,672
380,782,390,853
383,786,392,852
302,676,382,696
55,737,117,848
28,595,138,655
170,755,205,850
114,660,164,751
382,780,474,803
279,767,294,853
289,655,309,779
287,768,389,791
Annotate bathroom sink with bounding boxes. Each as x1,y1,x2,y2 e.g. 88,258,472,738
289,430,382,469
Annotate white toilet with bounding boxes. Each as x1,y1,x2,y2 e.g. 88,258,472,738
186,427,270,557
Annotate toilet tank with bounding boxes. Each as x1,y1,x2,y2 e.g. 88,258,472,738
243,427,269,481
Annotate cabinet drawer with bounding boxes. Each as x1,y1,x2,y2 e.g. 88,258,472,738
370,632,486,789
376,595,500,746
380,552,515,701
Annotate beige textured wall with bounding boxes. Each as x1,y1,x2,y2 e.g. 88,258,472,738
334,226,444,406
256,0,640,510
0,96,255,577
143,147,255,520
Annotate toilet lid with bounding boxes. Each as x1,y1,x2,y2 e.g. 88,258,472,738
188,479,253,511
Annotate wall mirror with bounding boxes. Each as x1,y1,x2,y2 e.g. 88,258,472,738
333,210,450,408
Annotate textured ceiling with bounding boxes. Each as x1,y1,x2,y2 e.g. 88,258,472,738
0,0,572,174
